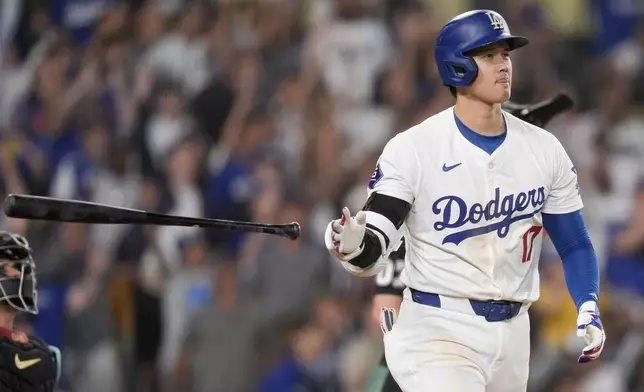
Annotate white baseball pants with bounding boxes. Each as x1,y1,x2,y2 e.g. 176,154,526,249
384,288,531,392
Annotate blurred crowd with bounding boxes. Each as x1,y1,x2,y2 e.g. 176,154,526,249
0,0,644,391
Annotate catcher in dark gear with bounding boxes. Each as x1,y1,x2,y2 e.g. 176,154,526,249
364,93,574,392
0,231,60,392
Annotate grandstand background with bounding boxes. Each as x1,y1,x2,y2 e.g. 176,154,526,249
1,0,644,391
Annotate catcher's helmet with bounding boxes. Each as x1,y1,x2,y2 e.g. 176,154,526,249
435,10,529,88
0,231,38,314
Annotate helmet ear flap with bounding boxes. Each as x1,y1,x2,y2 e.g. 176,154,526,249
437,50,478,88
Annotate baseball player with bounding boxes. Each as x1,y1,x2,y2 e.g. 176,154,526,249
364,93,576,392
325,9,605,392
0,230,60,391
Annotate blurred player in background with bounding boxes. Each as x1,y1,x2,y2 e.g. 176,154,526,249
364,93,576,392
325,9,605,392
0,231,60,391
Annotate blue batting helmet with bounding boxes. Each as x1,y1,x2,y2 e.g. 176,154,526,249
435,10,529,88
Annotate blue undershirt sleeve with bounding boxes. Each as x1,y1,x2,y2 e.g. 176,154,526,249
542,210,600,310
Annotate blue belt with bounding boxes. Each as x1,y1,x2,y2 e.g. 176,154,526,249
409,288,522,322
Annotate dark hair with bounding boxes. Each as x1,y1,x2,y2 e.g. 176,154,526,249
449,86,458,98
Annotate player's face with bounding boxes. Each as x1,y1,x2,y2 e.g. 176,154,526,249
465,42,513,104
0,261,21,278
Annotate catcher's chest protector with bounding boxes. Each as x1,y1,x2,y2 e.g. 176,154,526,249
0,330,57,392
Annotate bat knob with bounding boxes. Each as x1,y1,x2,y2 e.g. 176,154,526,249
284,222,301,240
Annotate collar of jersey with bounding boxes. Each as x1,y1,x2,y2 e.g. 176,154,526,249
453,111,507,156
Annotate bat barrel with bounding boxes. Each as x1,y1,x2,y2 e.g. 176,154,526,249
4,194,66,221
4,194,145,224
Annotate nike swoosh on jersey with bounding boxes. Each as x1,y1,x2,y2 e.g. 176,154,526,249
442,163,462,172
14,354,41,370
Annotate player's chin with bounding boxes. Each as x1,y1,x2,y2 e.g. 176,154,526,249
491,84,511,103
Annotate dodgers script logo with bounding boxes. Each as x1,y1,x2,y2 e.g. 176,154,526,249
433,187,546,245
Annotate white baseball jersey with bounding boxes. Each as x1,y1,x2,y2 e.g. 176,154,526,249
366,106,583,303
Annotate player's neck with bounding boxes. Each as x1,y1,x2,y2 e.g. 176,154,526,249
454,96,505,137
0,308,15,330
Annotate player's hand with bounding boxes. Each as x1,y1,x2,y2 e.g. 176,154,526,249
380,307,397,335
576,301,606,363
324,207,367,261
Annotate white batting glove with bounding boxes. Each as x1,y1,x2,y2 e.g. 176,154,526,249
324,207,367,261
576,301,606,363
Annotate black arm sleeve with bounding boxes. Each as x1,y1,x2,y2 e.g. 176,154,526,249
362,193,411,229
346,193,411,269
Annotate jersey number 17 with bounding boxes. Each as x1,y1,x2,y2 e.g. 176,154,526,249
522,225,543,263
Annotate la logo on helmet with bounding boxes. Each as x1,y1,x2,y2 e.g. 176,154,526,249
486,12,505,30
